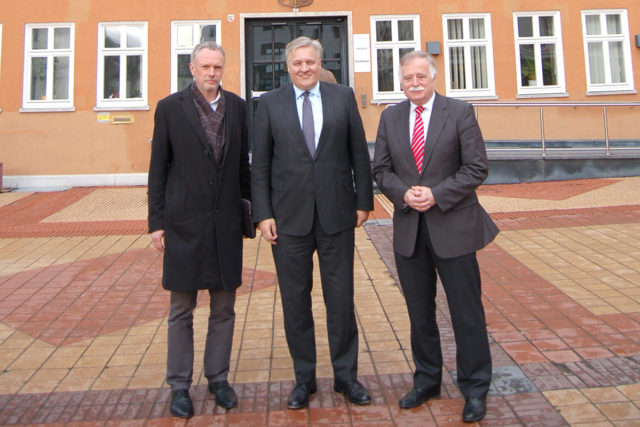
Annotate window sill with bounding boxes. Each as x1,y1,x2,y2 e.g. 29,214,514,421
586,89,637,96
370,98,405,105
516,92,569,99
19,107,76,113
93,106,150,111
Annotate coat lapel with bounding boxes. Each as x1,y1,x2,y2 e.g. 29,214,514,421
421,93,447,174
179,86,210,151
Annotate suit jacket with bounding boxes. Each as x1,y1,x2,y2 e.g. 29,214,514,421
251,82,373,235
148,85,251,292
372,93,498,259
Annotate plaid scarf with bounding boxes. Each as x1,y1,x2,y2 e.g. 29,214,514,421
191,82,225,167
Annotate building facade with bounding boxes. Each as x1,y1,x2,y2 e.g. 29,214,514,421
0,0,638,188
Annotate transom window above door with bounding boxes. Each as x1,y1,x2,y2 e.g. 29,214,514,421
171,21,221,93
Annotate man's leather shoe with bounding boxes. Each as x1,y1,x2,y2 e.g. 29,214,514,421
334,379,372,405
398,386,441,409
463,396,487,422
287,379,317,410
170,389,194,418
209,380,238,409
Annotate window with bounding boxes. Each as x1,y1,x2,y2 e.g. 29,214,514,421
97,22,148,109
370,15,420,101
514,12,565,96
581,10,634,93
22,23,74,110
443,14,495,98
171,21,221,93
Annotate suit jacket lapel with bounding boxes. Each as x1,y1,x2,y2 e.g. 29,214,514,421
421,93,447,175
282,84,314,160
392,100,418,175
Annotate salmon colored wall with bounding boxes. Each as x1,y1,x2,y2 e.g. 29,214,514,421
0,0,638,177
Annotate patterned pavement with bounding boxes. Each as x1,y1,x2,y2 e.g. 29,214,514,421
0,177,639,426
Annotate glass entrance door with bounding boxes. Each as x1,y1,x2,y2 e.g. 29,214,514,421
245,17,348,144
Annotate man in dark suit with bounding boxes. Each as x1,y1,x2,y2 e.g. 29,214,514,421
373,51,498,423
251,36,373,410
147,41,251,418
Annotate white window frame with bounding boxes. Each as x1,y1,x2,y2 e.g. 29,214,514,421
171,20,221,93
22,23,75,111
442,13,496,99
370,15,421,102
513,11,566,97
581,9,634,94
96,22,148,110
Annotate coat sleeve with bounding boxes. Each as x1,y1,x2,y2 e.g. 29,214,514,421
147,99,171,233
236,97,251,201
346,88,374,211
372,109,411,209
430,102,489,212
250,96,274,223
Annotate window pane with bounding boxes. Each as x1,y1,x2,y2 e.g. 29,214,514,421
54,27,70,49
376,49,393,91
200,24,217,42
30,57,47,100
32,28,48,49
253,63,274,91
376,21,392,42
273,25,293,61
126,55,142,98
541,44,557,86
585,15,601,35
447,19,463,40
53,56,70,99
609,41,626,83
104,55,120,98
176,25,193,47
587,42,605,84
539,16,554,37
127,26,142,48
517,17,533,37
322,60,342,84
398,20,414,41
253,25,272,61
321,23,342,60
399,47,414,62
470,46,487,88
469,19,485,39
299,24,320,40
177,54,192,91
105,27,121,48
519,44,536,86
606,14,621,35
449,46,465,89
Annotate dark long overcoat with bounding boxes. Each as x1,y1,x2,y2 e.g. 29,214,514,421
147,85,251,292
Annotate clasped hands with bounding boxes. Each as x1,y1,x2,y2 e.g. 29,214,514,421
404,186,437,212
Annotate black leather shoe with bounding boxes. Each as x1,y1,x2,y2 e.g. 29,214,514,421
209,380,238,409
170,389,194,418
398,386,441,409
463,396,487,422
334,379,371,405
288,379,317,410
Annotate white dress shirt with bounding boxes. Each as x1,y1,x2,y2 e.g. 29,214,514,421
293,82,323,148
409,94,436,144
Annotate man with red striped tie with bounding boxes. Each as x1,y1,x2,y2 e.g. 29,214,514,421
372,50,498,423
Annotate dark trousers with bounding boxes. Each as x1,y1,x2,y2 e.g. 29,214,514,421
166,289,236,391
272,216,358,384
394,215,492,398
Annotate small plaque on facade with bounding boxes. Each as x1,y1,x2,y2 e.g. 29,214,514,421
278,0,313,9
97,112,110,123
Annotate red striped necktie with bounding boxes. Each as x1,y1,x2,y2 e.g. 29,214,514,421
411,105,425,173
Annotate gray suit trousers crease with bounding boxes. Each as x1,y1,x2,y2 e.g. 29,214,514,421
166,289,236,390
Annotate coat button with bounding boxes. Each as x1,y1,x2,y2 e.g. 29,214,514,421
204,149,209,156
209,179,214,185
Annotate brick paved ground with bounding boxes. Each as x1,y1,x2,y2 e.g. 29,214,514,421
0,177,639,426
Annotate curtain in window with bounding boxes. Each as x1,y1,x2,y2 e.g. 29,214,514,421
449,46,465,89
471,46,487,89
448,19,463,40
609,41,626,83
606,14,621,35
587,42,605,84
585,15,601,35
541,44,557,86
469,19,485,39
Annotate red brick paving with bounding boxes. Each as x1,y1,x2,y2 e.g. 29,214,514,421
477,178,620,200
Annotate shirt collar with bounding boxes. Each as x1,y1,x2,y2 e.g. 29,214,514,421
410,93,436,112
209,88,222,107
293,81,321,99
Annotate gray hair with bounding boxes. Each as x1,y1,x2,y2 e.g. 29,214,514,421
400,50,438,78
285,36,323,62
191,41,225,63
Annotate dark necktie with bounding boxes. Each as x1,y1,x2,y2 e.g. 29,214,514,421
302,91,315,156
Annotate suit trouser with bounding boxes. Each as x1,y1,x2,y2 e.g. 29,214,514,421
166,289,236,391
394,215,492,399
272,217,358,385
